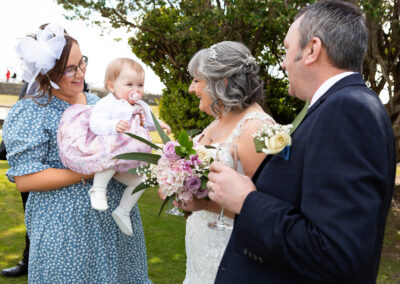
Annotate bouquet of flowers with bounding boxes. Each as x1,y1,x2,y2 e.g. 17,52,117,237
116,112,213,216
253,100,310,160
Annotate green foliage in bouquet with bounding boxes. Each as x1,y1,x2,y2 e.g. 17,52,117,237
174,131,196,157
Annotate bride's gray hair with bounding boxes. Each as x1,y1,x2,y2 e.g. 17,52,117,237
188,41,264,116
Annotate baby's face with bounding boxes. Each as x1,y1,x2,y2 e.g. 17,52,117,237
111,67,144,104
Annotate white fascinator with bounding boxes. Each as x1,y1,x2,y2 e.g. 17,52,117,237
15,23,66,93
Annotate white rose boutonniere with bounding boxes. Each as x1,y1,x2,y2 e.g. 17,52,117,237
253,100,310,160
264,131,292,155
254,124,293,159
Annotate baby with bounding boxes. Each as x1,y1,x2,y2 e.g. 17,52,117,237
57,58,170,235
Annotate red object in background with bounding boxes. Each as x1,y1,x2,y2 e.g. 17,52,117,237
6,70,11,81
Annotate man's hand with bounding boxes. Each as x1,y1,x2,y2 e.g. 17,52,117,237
207,161,256,214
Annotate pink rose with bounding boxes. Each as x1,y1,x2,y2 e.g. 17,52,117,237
163,141,180,161
184,176,201,192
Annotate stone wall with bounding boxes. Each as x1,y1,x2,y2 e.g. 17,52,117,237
0,82,24,95
0,82,160,105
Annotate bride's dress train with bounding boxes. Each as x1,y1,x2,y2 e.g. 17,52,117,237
183,112,274,284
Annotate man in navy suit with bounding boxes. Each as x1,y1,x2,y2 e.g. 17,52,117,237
208,1,396,283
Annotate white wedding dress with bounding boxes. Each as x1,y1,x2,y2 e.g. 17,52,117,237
183,112,274,284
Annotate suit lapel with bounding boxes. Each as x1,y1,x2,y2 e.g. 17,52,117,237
252,154,273,182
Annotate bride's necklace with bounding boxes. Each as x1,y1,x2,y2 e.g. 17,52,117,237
203,118,233,144
198,133,214,144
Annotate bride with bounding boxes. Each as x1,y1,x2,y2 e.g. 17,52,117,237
178,41,275,284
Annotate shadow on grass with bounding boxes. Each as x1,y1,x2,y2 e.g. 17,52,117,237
377,188,400,284
0,226,26,263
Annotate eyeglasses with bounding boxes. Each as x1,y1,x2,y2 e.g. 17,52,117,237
61,56,88,78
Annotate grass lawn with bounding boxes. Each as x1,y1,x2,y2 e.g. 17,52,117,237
0,160,186,284
1,166,399,284
0,94,399,283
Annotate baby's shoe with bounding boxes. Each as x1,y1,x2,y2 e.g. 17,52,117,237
88,187,109,211
112,206,133,236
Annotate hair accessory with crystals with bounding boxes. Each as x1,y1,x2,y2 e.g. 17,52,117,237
242,54,256,66
209,44,218,61
15,23,66,92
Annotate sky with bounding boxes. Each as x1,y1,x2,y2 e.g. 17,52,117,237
0,0,165,94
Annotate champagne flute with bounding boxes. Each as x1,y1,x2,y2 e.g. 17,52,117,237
165,195,185,216
208,143,238,231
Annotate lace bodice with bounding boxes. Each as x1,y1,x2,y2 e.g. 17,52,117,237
194,111,274,144
183,111,274,284
193,111,274,174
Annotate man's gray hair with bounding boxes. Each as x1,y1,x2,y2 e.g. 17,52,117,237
188,41,263,116
295,0,368,73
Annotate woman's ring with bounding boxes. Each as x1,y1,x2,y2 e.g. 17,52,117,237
209,181,214,192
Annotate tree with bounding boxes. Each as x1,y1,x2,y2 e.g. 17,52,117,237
358,0,400,160
57,0,306,133
57,1,400,160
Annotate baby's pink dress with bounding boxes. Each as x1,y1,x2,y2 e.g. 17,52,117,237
57,104,152,175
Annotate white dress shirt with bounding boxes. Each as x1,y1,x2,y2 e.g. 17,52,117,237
309,72,356,108
89,93,155,136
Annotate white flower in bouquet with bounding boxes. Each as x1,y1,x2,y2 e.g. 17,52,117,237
194,145,213,167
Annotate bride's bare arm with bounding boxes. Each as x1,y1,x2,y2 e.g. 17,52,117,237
237,119,272,177
15,168,93,192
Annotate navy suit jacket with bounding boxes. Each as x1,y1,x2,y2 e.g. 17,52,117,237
215,74,396,283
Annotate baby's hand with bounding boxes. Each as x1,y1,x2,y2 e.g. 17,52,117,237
159,121,172,135
116,120,130,133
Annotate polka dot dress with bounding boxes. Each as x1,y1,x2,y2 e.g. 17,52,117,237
3,93,152,284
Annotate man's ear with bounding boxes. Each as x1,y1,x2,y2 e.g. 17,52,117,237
304,37,322,66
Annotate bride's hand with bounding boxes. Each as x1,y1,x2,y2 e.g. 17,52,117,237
175,198,209,212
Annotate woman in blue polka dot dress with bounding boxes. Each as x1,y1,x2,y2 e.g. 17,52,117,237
3,23,152,283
